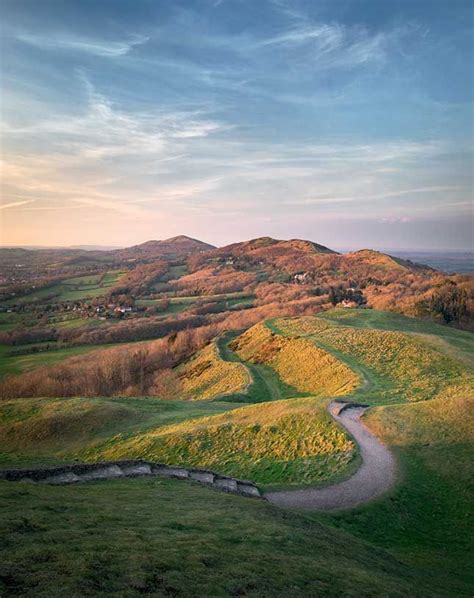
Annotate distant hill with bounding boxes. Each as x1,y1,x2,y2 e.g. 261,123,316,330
344,249,434,272
1,233,459,317
111,235,215,260
216,236,336,256
188,236,337,273
187,236,434,280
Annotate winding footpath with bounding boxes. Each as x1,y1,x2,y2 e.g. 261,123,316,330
265,401,397,510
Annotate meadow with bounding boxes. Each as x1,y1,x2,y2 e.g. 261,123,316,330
0,343,106,379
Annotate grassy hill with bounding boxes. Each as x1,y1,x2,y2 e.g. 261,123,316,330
0,308,472,595
273,312,473,404
0,397,237,468
173,340,250,401
76,397,356,487
231,322,359,397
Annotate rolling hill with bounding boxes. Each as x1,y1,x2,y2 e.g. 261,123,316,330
110,235,215,260
0,309,472,595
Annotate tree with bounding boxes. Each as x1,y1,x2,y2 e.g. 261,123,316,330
430,282,468,323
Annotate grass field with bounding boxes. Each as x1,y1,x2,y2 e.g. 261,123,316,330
0,312,24,331
0,343,106,379
5,270,125,304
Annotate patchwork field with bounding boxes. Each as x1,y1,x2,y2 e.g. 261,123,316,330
5,271,126,304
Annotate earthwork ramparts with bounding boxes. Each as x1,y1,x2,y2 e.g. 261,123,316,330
0,460,262,498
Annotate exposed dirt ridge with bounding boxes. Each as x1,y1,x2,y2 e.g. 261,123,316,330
0,460,262,498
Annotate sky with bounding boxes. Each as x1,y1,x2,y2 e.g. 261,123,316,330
0,0,473,251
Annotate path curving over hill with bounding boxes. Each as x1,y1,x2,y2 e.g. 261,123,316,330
265,402,397,510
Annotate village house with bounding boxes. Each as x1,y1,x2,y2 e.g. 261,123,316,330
293,272,311,284
340,299,359,309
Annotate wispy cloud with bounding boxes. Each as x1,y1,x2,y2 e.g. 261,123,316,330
4,74,226,161
16,32,149,57
304,185,464,205
0,199,36,210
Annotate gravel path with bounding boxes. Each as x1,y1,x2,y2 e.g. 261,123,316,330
265,401,397,511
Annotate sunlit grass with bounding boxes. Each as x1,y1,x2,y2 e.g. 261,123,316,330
231,322,359,397
77,397,355,487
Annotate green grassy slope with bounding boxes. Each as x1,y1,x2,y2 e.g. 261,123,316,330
273,313,472,405
319,308,474,365
0,344,105,379
0,397,237,468
76,397,356,487
271,309,474,595
0,477,436,597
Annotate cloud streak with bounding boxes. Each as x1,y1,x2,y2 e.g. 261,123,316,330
0,199,36,210
257,23,388,69
16,32,149,57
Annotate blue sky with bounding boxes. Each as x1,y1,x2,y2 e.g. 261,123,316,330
1,0,472,250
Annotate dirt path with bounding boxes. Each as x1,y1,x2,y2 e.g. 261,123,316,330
265,402,397,510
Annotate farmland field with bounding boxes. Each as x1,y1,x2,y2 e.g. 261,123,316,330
0,343,108,379
4,270,126,304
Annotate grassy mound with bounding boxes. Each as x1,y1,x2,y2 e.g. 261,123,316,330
274,315,473,404
0,398,141,452
176,341,250,401
0,397,237,468
78,398,355,487
231,323,359,397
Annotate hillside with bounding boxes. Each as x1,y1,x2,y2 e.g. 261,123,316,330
111,235,215,260
0,309,472,595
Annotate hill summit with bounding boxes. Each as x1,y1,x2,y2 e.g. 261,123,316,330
113,235,215,259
